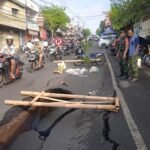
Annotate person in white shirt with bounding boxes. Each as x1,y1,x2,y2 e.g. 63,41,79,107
1,36,16,79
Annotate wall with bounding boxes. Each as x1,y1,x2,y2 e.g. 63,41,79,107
134,18,150,38
0,26,21,49
0,0,26,30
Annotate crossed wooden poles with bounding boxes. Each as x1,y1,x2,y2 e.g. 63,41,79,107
5,91,120,112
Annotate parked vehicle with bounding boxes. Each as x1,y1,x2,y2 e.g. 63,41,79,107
47,44,62,62
0,54,24,87
74,47,105,66
98,35,116,49
63,44,70,56
143,54,150,67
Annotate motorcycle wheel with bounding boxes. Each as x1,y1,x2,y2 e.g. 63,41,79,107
96,55,105,66
49,54,53,62
0,73,4,88
145,55,150,67
73,56,82,66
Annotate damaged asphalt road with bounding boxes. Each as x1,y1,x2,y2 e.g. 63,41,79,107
0,44,136,150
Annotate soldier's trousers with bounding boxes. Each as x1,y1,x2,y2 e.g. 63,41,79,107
128,55,138,79
119,57,128,76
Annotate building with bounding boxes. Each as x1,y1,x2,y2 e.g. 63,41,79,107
133,7,150,38
0,0,26,48
25,0,40,41
134,18,150,38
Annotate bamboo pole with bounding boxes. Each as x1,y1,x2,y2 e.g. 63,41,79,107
29,95,115,104
53,59,101,63
5,100,117,111
30,91,45,104
115,97,120,110
20,91,115,101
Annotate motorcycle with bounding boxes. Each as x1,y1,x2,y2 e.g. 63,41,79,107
74,47,105,66
144,54,150,67
63,44,70,56
0,54,24,88
28,50,44,71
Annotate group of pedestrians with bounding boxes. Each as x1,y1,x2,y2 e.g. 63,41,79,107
117,29,140,82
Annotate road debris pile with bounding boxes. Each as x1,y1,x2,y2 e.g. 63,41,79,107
66,68,88,76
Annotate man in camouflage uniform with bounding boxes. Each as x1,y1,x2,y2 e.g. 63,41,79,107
117,30,129,79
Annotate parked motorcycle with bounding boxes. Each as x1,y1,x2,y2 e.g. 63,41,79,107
63,44,70,56
74,47,105,66
144,54,150,67
0,54,24,88
46,45,59,62
28,50,44,71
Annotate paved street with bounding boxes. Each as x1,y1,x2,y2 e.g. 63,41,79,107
0,43,139,150
108,51,150,149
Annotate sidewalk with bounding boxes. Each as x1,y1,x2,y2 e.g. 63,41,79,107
108,51,150,149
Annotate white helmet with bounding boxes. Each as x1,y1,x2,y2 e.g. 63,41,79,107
34,38,40,42
6,35,14,40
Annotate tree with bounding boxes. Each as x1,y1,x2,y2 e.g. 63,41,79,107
82,28,91,39
109,0,150,30
96,28,101,36
42,5,70,37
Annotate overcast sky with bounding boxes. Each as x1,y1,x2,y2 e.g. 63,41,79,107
37,0,111,33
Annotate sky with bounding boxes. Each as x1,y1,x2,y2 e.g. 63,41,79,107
36,0,111,34
64,0,111,33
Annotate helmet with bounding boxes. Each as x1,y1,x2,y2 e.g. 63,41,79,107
34,38,40,42
6,35,13,39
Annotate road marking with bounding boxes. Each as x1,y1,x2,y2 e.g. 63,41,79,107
105,53,148,150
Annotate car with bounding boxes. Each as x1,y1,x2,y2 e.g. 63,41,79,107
98,35,116,49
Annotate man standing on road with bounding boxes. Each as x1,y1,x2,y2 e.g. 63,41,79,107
128,29,140,82
117,30,129,79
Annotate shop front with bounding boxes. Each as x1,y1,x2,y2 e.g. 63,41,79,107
25,20,39,42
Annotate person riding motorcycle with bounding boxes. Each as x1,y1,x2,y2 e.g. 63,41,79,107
32,38,43,69
1,36,16,79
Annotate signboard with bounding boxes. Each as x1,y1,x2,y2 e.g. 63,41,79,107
37,16,44,27
28,30,38,36
27,20,39,31
40,29,47,40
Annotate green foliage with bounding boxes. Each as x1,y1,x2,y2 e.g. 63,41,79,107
96,28,101,35
42,5,70,33
82,28,91,39
82,56,91,66
96,20,105,36
109,0,150,30
81,40,91,52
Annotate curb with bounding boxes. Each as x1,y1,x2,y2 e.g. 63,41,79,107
105,52,147,150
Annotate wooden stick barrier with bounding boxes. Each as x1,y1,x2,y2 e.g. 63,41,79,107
53,59,101,63
115,97,120,110
5,100,117,112
30,91,45,104
26,95,115,104
20,91,115,101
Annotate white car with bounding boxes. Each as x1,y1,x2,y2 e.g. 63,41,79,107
98,35,116,48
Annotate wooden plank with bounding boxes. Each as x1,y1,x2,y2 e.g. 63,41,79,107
5,100,117,111
21,91,115,101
